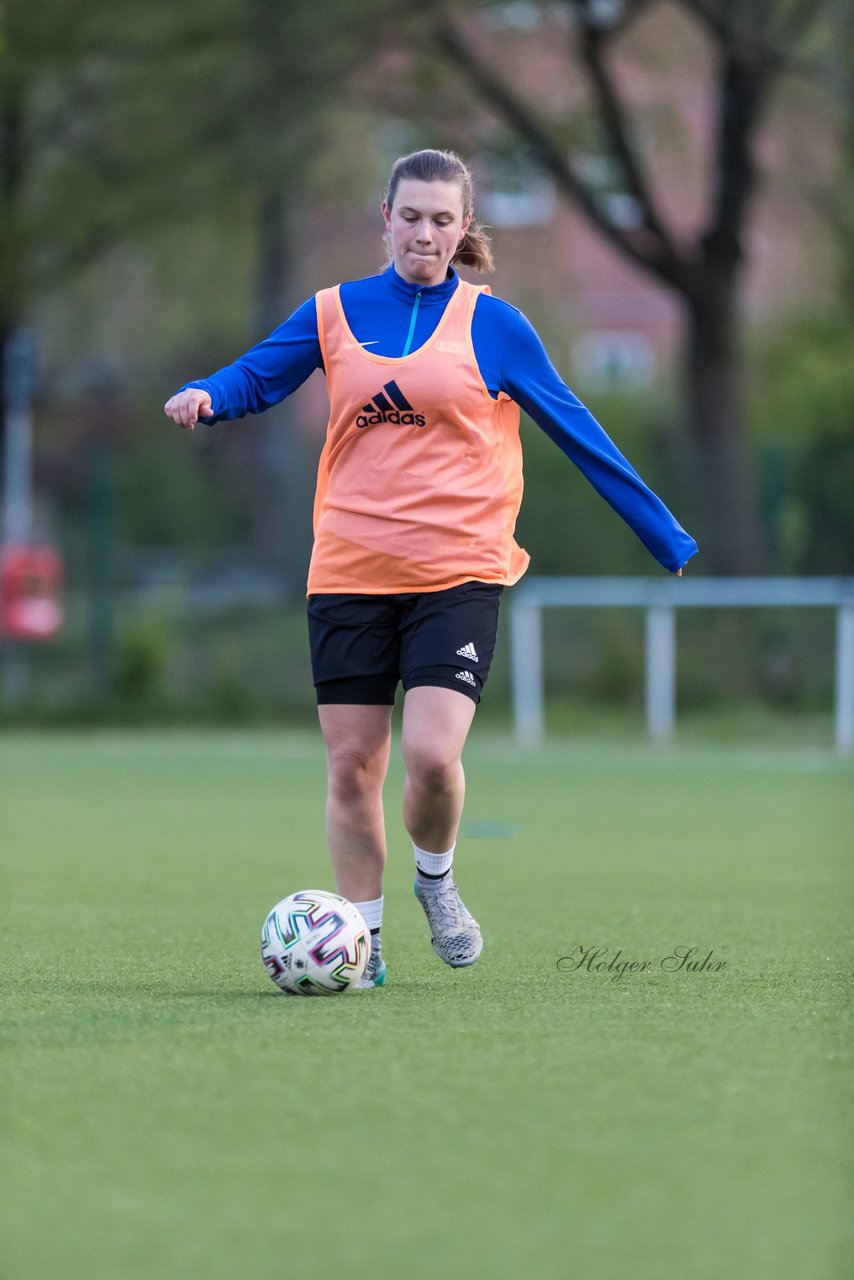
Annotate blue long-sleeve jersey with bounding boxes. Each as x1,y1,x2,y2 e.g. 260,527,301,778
181,265,698,572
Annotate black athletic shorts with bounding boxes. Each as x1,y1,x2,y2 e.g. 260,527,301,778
307,581,504,706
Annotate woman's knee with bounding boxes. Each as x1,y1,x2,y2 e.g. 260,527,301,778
319,706,391,806
326,744,387,806
403,740,462,795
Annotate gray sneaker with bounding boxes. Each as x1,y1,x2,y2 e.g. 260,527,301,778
414,875,483,968
353,937,386,989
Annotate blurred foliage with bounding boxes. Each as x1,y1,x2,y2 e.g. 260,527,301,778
1,0,397,299
516,390,678,576
113,614,170,719
749,306,854,573
113,430,248,549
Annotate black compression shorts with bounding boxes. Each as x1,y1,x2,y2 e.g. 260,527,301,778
307,581,503,706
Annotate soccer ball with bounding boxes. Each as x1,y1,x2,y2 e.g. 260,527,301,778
260,890,371,996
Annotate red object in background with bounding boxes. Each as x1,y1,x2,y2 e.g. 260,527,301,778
0,544,64,641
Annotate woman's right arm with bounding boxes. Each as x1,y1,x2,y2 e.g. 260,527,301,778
163,297,322,428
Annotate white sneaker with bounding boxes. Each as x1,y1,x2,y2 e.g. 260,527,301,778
414,876,483,968
353,937,386,989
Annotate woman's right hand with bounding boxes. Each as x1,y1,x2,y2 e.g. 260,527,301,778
163,388,213,430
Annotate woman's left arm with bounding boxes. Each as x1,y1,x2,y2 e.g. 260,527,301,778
481,300,698,573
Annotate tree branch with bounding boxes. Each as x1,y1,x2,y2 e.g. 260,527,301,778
680,0,822,74
432,5,689,289
678,0,733,45
701,47,772,276
574,12,682,268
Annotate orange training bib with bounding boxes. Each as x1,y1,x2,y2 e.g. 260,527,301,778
307,279,530,594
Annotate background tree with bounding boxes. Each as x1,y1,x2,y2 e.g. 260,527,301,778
426,0,849,574
161,0,394,586
0,0,101,428
1,0,397,589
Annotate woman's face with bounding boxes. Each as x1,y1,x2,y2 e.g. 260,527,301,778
382,178,472,288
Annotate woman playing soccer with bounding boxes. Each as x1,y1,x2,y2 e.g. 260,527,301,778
164,149,698,988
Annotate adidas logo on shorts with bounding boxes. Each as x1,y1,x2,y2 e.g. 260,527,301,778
455,670,477,687
456,642,479,663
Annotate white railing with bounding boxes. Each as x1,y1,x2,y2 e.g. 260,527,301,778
509,577,854,755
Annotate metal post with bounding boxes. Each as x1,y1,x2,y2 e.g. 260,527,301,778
2,328,37,542
645,605,676,743
88,443,114,695
511,596,544,748
2,329,37,707
3,408,34,543
835,604,854,757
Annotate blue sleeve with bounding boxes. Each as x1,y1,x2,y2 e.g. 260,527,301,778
474,297,698,573
178,298,322,424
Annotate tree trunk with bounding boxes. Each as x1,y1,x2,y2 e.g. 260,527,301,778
1,86,25,460
684,287,765,575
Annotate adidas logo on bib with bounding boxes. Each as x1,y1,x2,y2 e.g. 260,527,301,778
456,642,479,663
355,380,426,430
455,670,477,687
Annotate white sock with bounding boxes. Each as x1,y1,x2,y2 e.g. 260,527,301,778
354,896,383,934
414,844,455,879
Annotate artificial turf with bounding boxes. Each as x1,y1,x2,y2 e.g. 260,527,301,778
2,730,852,1279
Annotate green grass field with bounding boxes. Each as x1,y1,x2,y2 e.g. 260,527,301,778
2,730,852,1279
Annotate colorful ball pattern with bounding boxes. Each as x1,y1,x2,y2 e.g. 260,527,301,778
261,890,371,996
